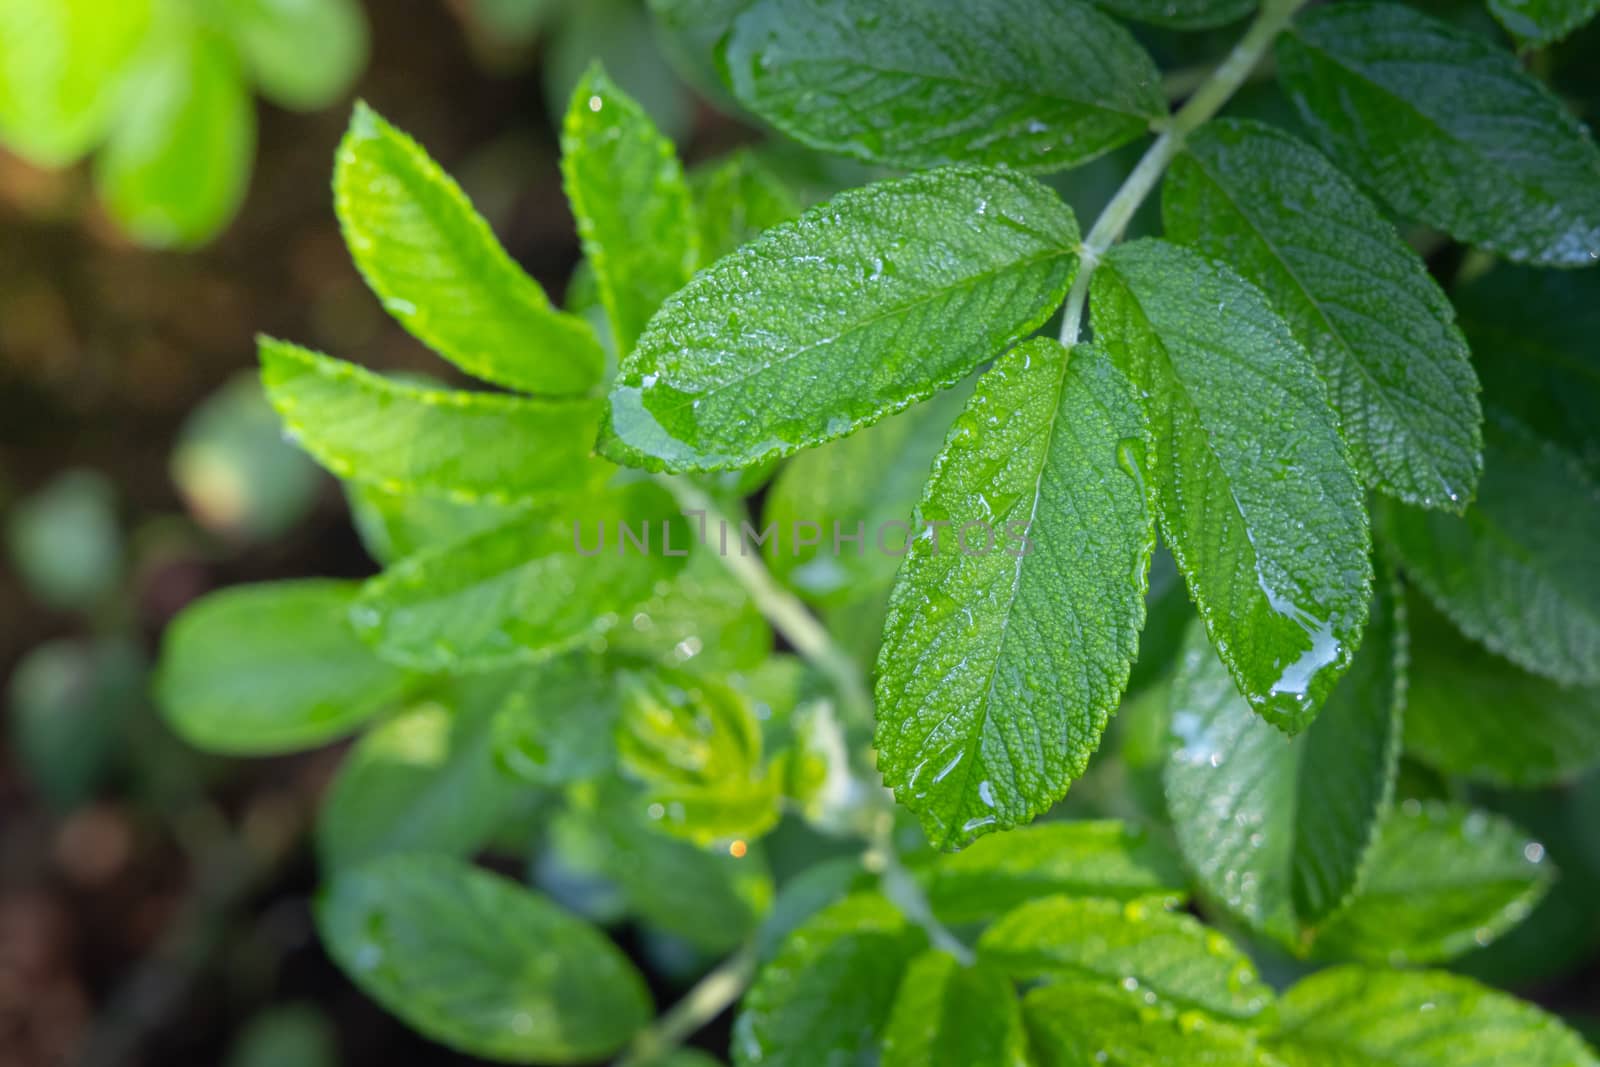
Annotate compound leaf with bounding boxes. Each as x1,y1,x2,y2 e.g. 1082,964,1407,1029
317,854,651,1063
881,952,1027,1067
875,340,1155,849
723,0,1165,172
601,166,1079,472
1163,119,1480,511
157,580,411,755
260,339,612,504
1269,966,1599,1067
1277,1,1600,267
334,104,605,397
1092,239,1371,732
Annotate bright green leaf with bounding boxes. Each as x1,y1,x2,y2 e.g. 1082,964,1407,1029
689,150,802,266
334,104,605,396
1269,965,1599,1067
874,340,1155,848
350,484,690,672
561,64,697,355
317,854,652,1063
1277,1,1600,266
606,546,773,672
219,0,367,110
1163,119,1481,511
345,482,529,566
1092,238,1371,732
1375,412,1600,686
260,338,612,504
156,580,411,755
881,952,1027,1067
1024,982,1269,1067
1312,800,1554,964
603,166,1079,471
978,895,1272,1021
723,0,1166,172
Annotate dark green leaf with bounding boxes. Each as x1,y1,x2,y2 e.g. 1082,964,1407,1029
874,340,1155,848
317,854,651,1063
561,64,697,355
881,952,1027,1067
978,895,1271,1021
1087,0,1255,29
1277,1,1600,266
334,104,605,396
1024,982,1269,1067
260,338,612,504
601,166,1079,472
1163,119,1481,511
1489,0,1600,48
493,655,620,786
157,580,411,755
723,0,1165,172
1092,239,1371,732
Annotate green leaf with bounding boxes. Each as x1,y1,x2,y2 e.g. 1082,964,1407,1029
874,340,1155,848
1403,594,1600,787
723,0,1165,172
493,655,620,786
689,150,802,267
561,64,697,355
1277,1,1600,267
603,165,1079,472
1375,412,1600,686
345,482,529,566
881,952,1027,1067
218,0,367,110
350,484,690,672
1163,119,1481,511
1311,800,1554,964
0,0,152,166
978,896,1271,1021
1453,263,1600,482
1086,0,1255,29
606,547,773,672
96,25,254,248
1024,982,1269,1067
763,383,970,607
1269,966,1600,1067
1163,582,1403,950
917,819,1189,926
156,580,411,755
334,104,605,397
260,339,612,504
317,854,651,1063
733,893,927,1067
317,692,521,872
1490,0,1600,48
1092,239,1371,732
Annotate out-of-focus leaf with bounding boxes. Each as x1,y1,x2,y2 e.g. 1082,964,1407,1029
219,0,367,110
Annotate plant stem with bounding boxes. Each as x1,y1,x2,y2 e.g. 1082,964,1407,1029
613,939,760,1067
657,475,874,722
1058,0,1308,347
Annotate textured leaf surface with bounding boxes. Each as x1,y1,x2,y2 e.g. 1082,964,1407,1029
881,953,1027,1067
875,341,1155,848
1164,585,1402,948
318,855,651,1063
1092,239,1371,732
734,894,926,1067
1454,264,1600,482
723,0,1165,172
261,339,611,503
1269,966,1599,1067
1163,119,1480,511
96,27,254,248
1025,983,1269,1067
689,150,802,266
1489,0,1600,48
1312,801,1553,964
351,486,688,672
1087,0,1255,28
978,896,1271,1020
561,65,697,355
918,820,1189,924
601,166,1079,472
1277,2,1600,266
157,580,410,755
219,0,367,110
1376,413,1600,686
317,694,518,872
1404,595,1600,787
334,104,604,396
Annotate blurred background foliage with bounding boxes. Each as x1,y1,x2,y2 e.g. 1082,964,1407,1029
1,0,1599,1064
